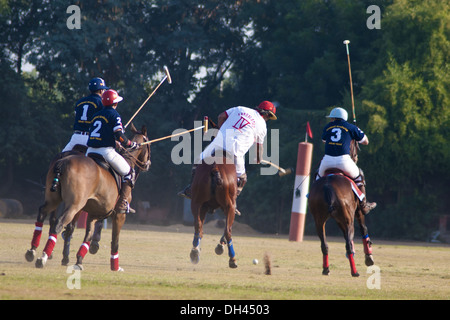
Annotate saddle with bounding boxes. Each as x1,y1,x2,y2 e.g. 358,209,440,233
323,169,365,201
87,153,122,192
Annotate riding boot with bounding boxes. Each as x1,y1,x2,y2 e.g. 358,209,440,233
356,168,377,215
115,181,135,214
234,173,247,216
115,168,136,214
177,164,198,199
236,173,247,197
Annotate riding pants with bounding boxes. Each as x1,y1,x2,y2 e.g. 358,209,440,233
62,132,89,152
86,146,131,177
198,144,246,178
318,154,360,179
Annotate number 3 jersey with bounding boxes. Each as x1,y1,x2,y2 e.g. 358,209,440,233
322,119,365,156
87,106,124,148
72,94,104,132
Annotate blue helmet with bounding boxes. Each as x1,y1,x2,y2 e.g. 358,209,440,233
88,77,109,91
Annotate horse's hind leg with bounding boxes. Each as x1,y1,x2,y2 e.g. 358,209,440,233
341,221,359,277
223,205,237,269
35,204,81,268
356,211,374,266
25,201,58,262
190,204,207,264
75,215,97,270
315,219,330,275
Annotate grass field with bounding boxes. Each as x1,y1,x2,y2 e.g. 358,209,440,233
0,218,449,301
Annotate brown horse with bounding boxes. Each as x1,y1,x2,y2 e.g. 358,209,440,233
25,124,151,271
308,140,374,277
189,155,238,268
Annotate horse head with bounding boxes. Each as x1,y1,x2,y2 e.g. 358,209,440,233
124,123,151,172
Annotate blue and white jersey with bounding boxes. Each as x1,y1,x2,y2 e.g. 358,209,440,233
87,107,124,148
322,119,365,156
72,94,103,132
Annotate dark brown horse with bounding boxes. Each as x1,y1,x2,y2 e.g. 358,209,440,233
189,155,238,268
25,124,151,271
308,140,374,277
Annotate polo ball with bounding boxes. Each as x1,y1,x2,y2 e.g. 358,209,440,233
253,259,259,265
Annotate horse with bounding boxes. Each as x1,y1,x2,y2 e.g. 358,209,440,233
25,124,151,271
308,140,374,277
189,154,239,268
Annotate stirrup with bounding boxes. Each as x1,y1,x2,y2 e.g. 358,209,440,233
361,202,377,215
177,185,191,200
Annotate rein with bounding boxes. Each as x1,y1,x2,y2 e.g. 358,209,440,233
119,135,151,172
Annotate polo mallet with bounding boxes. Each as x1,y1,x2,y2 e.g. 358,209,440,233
343,40,356,124
260,159,293,177
124,66,172,128
139,117,209,146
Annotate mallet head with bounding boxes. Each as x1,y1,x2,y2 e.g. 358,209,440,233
163,66,172,84
343,40,350,45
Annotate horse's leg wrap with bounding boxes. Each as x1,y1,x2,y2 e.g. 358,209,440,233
77,241,90,259
227,239,235,258
110,252,119,271
362,234,373,255
31,221,44,249
347,253,359,277
43,233,57,257
192,233,201,248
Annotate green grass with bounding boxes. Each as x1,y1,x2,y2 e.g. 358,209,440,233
1,219,449,300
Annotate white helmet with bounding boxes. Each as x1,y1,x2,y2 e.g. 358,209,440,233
326,107,348,121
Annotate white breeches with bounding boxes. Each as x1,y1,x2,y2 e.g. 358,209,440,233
197,143,246,178
86,147,130,176
62,133,89,152
318,154,360,179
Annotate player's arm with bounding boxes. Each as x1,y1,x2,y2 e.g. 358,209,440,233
217,111,228,129
256,143,263,164
114,128,137,149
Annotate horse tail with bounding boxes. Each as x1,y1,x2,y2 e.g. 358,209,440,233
323,178,338,214
50,159,65,192
210,164,223,195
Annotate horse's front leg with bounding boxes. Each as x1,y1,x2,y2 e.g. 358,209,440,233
89,219,104,254
190,205,206,264
61,220,76,266
110,212,126,271
74,216,96,270
223,205,237,269
356,210,374,266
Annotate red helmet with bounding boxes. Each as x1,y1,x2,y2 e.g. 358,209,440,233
257,101,277,120
102,89,123,107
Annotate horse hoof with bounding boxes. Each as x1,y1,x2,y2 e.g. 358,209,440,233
25,249,36,262
73,264,83,271
365,254,374,266
35,258,45,268
229,258,238,269
89,241,100,254
190,248,200,264
351,272,360,277
215,244,224,255
61,256,69,266
322,267,330,275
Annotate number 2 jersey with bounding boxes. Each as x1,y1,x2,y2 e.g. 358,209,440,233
72,94,104,132
322,119,365,156
87,106,124,148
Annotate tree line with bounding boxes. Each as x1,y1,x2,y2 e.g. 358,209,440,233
1,0,448,240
